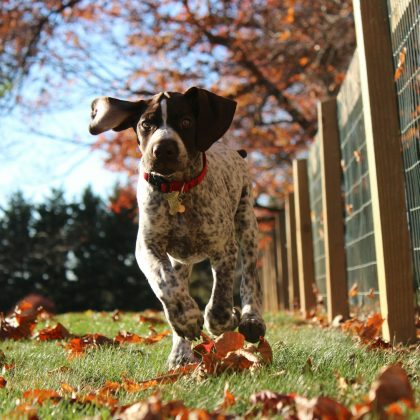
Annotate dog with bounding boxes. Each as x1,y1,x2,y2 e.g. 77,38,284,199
89,87,266,367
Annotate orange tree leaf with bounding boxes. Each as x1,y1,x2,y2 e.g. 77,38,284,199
394,47,407,81
368,364,415,413
60,383,75,394
143,328,170,344
257,336,273,364
359,313,384,341
0,376,6,388
66,334,115,358
348,283,358,298
139,315,165,325
22,389,62,405
250,390,296,416
122,363,199,392
295,395,351,420
36,323,71,341
217,383,236,410
114,331,144,344
214,331,245,358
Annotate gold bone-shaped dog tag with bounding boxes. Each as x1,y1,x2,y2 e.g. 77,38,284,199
166,192,186,215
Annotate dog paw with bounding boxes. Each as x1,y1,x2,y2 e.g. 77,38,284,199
238,313,266,343
168,342,198,369
204,306,242,336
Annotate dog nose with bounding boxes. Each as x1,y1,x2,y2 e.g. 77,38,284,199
153,140,178,159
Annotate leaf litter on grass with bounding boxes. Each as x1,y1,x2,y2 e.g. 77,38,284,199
2,306,419,418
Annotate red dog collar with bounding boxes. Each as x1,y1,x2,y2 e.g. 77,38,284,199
143,153,207,193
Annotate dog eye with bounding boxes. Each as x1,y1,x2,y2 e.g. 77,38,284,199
180,118,192,129
141,120,153,131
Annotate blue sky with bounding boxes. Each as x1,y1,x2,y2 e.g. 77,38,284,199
0,99,128,205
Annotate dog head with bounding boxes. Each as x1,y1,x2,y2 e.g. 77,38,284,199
89,87,236,177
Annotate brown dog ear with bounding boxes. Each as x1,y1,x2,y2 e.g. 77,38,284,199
184,87,237,151
89,97,147,135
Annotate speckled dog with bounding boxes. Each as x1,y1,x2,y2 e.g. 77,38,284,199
89,87,266,367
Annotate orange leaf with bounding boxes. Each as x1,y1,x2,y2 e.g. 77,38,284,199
257,337,273,364
394,47,406,80
217,383,236,410
296,395,351,420
114,331,144,344
369,364,415,412
22,389,61,405
66,334,115,358
359,313,384,341
139,315,165,325
348,283,358,298
0,376,6,388
214,331,245,357
60,383,75,394
36,323,71,341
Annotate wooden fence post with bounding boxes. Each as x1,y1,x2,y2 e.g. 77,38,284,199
293,160,317,314
354,0,416,342
318,99,350,322
275,210,289,309
285,193,300,309
260,232,279,312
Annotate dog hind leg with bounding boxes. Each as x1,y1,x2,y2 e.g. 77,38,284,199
235,184,266,343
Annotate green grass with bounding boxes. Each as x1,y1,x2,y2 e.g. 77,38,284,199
0,311,419,418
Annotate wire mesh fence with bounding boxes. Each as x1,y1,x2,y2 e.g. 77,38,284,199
336,52,379,311
307,136,326,304
388,0,420,298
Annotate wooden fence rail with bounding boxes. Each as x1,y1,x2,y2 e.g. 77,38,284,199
258,0,419,344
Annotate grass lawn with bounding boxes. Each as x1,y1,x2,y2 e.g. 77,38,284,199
0,310,419,418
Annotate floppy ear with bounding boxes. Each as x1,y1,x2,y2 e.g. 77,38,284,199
184,87,237,151
89,96,147,135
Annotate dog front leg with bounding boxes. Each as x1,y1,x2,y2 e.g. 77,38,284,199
205,242,241,336
135,242,204,342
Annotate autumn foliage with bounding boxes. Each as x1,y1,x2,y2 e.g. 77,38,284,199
0,0,356,203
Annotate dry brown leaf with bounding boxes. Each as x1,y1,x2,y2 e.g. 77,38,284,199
295,395,351,420
66,334,115,358
139,314,165,325
214,331,245,357
60,383,75,394
217,383,236,410
122,363,198,392
36,323,71,341
394,47,407,81
22,389,62,405
348,283,358,298
114,331,144,344
369,364,415,413
111,309,122,322
0,376,6,388
257,336,273,364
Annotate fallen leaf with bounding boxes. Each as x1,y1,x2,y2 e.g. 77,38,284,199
111,309,122,322
257,336,273,364
214,331,245,357
250,390,296,416
114,331,144,344
217,383,236,410
367,288,376,299
369,364,415,413
60,383,75,394
36,323,71,341
22,389,61,405
394,47,407,81
295,395,351,420
0,376,6,388
348,283,358,298
122,363,199,392
0,306,37,340
139,315,165,325
66,334,115,358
